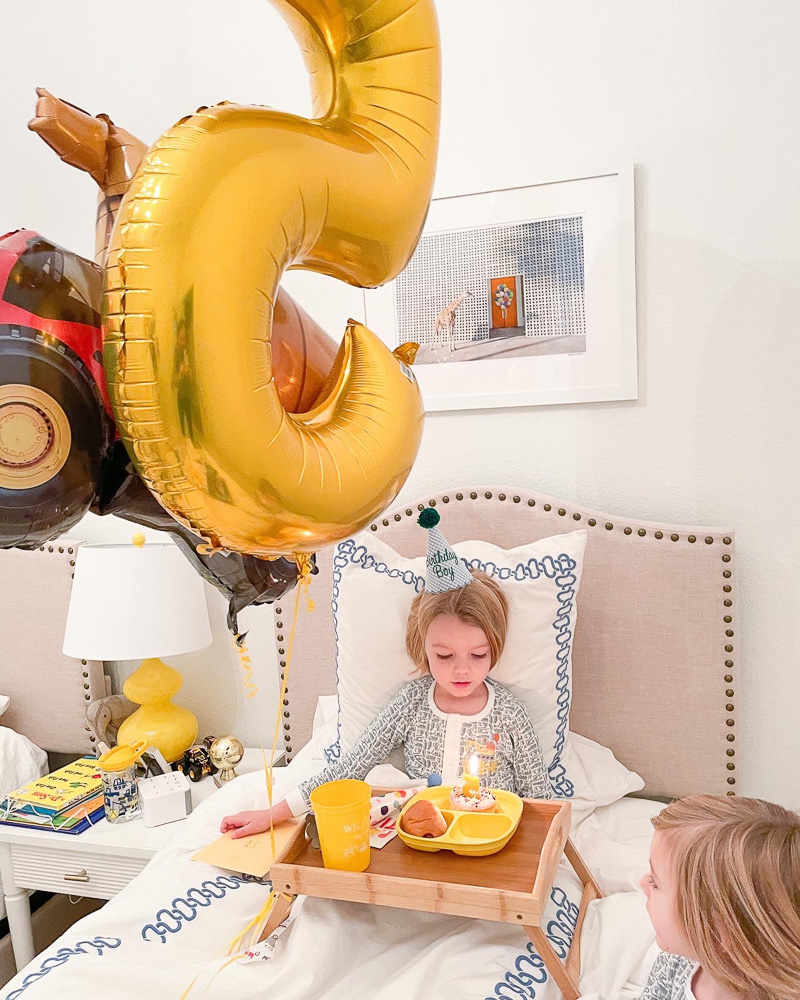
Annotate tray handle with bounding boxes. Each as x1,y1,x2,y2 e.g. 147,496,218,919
531,801,570,906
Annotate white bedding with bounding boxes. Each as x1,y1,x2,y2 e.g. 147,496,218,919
1,725,48,927
2,734,662,1000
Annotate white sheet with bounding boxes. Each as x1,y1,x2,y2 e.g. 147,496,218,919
0,727,48,804
2,734,661,1000
1,726,48,927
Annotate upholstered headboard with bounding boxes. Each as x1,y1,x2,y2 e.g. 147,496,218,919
273,486,737,801
0,541,105,756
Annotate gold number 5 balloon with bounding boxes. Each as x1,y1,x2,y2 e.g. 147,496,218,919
104,0,440,560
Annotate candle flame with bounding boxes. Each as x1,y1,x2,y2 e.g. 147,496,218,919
467,754,479,777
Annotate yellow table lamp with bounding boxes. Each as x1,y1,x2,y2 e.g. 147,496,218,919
63,534,213,762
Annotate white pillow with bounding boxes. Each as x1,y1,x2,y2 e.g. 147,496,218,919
0,726,48,801
312,694,339,732
559,732,645,828
327,528,587,794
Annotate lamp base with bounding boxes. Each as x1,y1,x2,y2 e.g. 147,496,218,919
118,657,198,763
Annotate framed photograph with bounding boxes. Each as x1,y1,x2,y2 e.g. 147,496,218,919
363,166,637,411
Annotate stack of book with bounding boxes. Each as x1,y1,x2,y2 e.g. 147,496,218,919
0,757,104,835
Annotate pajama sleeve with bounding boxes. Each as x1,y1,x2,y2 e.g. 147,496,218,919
285,685,417,815
636,952,693,999
508,700,552,800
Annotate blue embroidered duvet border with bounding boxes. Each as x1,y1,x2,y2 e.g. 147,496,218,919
3,882,579,999
140,874,271,944
486,885,579,999
4,937,121,1000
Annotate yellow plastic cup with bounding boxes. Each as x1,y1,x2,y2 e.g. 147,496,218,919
310,779,371,872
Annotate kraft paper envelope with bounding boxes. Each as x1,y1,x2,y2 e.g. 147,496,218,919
191,819,303,877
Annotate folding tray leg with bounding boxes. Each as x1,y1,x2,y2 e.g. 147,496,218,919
524,837,602,999
257,892,297,943
564,838,602,898
524,923,580,1000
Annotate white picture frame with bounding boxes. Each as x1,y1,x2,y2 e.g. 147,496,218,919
363,166,637,411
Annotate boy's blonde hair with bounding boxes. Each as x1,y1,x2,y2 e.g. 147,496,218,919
405,569,508,675
652,794,800,1000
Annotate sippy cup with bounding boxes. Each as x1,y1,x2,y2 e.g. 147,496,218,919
97,740,147,823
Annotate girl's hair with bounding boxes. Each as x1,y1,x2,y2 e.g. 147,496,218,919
652,795,800,1000
405,569,508,675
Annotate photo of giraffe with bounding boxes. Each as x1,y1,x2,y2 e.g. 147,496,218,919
395,216,587,365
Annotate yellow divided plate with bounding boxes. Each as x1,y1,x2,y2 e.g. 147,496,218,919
397,786,523,857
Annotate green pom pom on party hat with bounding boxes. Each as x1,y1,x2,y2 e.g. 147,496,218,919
417,508,440,529
416,506,472,592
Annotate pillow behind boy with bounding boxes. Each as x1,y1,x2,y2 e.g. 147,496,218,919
327,528,587,796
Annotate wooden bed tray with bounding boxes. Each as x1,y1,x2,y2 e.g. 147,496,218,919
263,798,601,999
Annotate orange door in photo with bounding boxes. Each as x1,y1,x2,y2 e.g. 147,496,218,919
491,277,518,328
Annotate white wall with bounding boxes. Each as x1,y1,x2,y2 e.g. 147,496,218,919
3,1,798,806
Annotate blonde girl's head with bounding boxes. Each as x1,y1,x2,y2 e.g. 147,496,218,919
652,795,800,1000
405,569,508,675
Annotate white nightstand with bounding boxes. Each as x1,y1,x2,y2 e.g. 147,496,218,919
0,748,276,973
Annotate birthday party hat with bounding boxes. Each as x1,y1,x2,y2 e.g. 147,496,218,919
417,508,473,593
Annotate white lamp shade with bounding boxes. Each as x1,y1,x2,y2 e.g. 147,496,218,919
63,542,213,661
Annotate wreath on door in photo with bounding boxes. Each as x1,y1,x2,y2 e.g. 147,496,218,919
494,282,514,317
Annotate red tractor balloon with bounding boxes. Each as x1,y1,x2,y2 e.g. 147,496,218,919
0,229,113,547
0,229,304,630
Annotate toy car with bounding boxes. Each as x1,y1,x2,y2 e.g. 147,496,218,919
174,743,218,783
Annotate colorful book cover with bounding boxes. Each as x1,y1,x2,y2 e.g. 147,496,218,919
6,793,104,825
0,805,105,835
6,757,102,812
11,788,102,819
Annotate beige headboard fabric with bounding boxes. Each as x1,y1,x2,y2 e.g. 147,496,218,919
273,486,737,801
0,541,105,755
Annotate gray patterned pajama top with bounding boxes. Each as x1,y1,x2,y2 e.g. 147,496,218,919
638,952,698,999
285,676,551,815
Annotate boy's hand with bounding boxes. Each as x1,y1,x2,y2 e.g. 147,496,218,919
220,809,273,839
220,800,292,839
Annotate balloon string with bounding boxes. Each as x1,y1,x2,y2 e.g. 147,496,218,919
233,635,258,699
181,562,313,998
178,940,231,1000
179,885,295,997
263,744,275,859
226,888,293,956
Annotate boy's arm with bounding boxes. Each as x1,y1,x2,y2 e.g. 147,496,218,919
538,954,680,1000
284,685,416,815
636,953,691,999
509,702,552,799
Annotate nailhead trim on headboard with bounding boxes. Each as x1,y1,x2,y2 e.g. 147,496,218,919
721,541,736,794
56,543,98,748
54,542,98,749
274,487,737,781
272,606,293,758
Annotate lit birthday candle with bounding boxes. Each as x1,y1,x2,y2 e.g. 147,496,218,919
461,754,480,798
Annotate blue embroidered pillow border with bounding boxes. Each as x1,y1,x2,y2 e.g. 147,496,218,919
326,539,576,798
